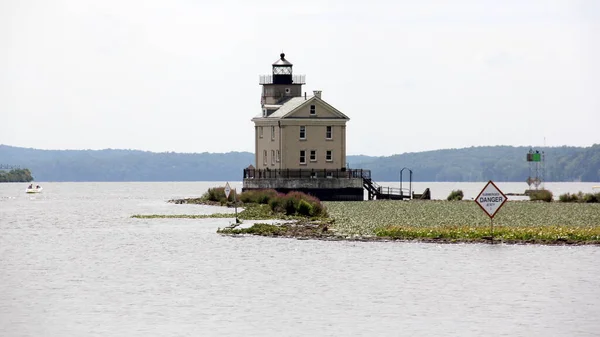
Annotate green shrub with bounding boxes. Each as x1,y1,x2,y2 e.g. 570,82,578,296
269,197,284,213
447,190,464,201
529,189,553,202
207,188,327,218
297,199,313,216
283,196,298,215
559,193,579,203
239,189,278,204
238,190,256,204
203,187,226,202
583,192,599,203
264,191,327,217
558,191,599,203
309,200,327,217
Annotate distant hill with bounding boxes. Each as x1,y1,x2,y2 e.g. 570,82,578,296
1,144,599,182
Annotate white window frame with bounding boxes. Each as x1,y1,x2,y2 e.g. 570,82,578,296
326,150,333,162
263,150,267,165
300,150,306,164
276,150,280,162
271,126,275,140
310,150,317,162
271,150,275,165
326,126,332,140
259,126,263,138
310,105,316,115
299,126,306,140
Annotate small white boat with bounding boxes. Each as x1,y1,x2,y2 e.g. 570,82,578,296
25,185,43,194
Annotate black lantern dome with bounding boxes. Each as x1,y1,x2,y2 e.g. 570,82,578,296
272,53,293,84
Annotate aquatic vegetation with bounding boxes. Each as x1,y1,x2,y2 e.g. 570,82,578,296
323,200,600,238
376,225,600,244
142,198,600,244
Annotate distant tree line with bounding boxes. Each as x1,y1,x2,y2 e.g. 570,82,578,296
0,168,34,182
1,144,598,182
348,144,600,183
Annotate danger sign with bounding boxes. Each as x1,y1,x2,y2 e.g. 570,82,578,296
224,182,231,198
475,181,507,219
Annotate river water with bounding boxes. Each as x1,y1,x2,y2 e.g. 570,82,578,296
1,182,599,336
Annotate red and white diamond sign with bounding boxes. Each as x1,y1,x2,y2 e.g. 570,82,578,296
475,181,507,219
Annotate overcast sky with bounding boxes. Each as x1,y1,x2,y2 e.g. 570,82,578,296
1,0,598,156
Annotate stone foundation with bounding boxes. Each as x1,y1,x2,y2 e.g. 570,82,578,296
243,177,364,201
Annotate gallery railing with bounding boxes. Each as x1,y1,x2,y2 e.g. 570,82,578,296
243,168,370,180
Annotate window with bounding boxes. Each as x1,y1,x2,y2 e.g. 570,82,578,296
276,150,280,162
285,88,291,94
326,150,332,162
310,105,316,115
271,150,275,165
299,126,306,139
300,150,306,164
259,126,263,138
310,150,317,162
326,126,332,139
271,126,275,140
263,150,267,165
262,108,267,117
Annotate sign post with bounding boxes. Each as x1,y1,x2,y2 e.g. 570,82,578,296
234,187,238,223
475,181,508,243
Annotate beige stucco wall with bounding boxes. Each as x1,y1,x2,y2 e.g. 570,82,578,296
279,121,346,169
290,100,343,119
255,123,282,169
254,97,348,170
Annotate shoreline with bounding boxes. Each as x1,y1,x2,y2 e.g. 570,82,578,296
216,222,600,246
218,232,600,246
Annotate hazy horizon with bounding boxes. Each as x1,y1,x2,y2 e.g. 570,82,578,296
2,142,597,158
2,1,598,156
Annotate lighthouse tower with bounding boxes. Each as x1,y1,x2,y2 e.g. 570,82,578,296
259,53,306,109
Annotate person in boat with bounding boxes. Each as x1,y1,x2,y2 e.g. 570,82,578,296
36,185,40,189
28,184,33,189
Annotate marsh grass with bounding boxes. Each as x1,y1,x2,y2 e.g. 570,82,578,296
132,203,326,221
376,225,600,244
